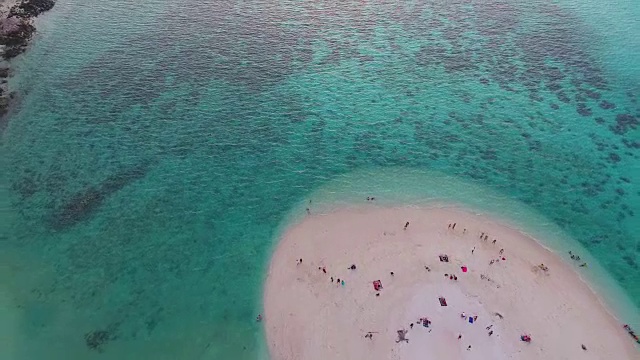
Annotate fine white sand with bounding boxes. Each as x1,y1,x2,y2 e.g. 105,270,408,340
263,206,638,360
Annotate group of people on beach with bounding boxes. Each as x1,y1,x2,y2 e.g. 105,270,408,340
569,251,588,267
289,219,539,351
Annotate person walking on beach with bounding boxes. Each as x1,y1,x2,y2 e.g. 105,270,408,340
452,223,457,229
492,239,496,244
404,222,410,230
499,249,504,255
472,247,475,254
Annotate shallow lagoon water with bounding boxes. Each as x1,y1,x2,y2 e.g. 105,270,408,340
1,0,639,359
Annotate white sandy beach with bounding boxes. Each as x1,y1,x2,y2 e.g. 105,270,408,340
263,206,638,360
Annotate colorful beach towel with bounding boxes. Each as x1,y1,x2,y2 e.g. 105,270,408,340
373,280,382,291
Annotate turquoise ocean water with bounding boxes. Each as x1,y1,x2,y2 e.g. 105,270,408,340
1,0,639,359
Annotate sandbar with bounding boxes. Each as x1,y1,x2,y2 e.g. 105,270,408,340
263,206,638,360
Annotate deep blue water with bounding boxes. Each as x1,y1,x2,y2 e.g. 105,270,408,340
0,0,639,359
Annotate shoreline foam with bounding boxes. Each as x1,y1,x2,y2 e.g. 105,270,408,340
263,205,638,360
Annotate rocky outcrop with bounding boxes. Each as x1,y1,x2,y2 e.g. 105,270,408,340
0,15,36,60
9,0,54,18
0,0,55,116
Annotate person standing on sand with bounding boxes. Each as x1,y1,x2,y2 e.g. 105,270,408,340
499,249,504,255
492,239,496,244
452,223,457,229
404,222,410,230
472,247,475,254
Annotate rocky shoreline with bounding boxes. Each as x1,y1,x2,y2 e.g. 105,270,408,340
0,0,55,116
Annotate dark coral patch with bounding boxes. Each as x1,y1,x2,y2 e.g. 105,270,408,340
594,117,605,124
622,139,640,149
599,100,616,110
576,103,592,117
550,103,559,110
609,114,638,135
622,255,638,269
583,89,601,100
48,164,150,230
556,91,571,103
608,152,621,163
85,330,112,352
546,82,562,92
